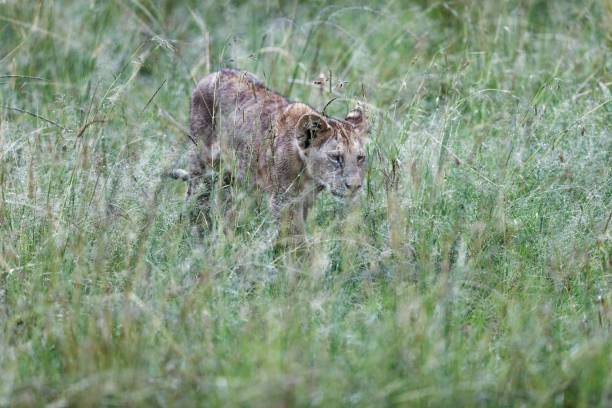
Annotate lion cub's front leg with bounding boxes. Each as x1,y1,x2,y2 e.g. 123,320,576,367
271,194,309,248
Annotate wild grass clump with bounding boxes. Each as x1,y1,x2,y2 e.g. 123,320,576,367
1,0,610,406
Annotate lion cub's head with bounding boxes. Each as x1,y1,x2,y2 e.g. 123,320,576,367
290,104,368,199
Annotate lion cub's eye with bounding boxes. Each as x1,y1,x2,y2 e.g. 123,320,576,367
357,154,366,163
329,153,343,166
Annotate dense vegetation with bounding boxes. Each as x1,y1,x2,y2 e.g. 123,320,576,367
1,0,610,406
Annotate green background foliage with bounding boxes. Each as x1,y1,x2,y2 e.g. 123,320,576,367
1,0,611,406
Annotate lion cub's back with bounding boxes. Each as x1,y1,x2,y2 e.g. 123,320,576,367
192,69,288,138
190,69,290,183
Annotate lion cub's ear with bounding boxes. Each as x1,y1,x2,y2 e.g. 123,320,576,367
345,107,367,133
296,113,330,150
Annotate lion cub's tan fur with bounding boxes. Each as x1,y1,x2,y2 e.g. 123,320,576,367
187,69,367,238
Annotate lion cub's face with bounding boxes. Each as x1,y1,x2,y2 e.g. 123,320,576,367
297,108,368,199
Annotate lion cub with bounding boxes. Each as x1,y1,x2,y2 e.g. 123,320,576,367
185,69,367,239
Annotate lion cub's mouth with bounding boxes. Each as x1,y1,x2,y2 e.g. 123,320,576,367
330,189,358,200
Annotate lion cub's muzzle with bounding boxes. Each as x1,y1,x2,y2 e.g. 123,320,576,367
344,179,362,194
330,177,363,199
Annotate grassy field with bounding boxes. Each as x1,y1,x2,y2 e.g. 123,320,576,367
1,0,611,406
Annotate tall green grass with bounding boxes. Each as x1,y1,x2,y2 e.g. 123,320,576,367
1,0,611,406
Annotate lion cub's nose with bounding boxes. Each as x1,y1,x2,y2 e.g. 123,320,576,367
345,181,362,193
